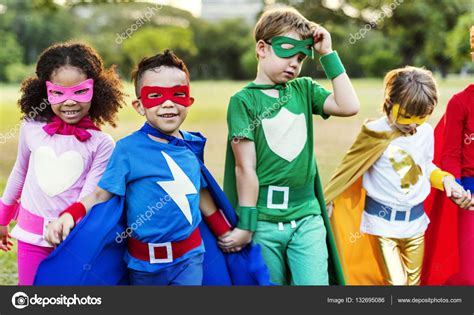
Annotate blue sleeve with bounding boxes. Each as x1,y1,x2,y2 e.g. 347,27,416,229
200,172,208,189
98,142,130,196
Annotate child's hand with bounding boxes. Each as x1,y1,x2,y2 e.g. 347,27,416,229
468,197,474,211
444,176,466,198
45,214,75,246
0,225,14,252
218,228,253,253
444,176,472,209
451,192,472,209
312,26,333,56
326,202,334,218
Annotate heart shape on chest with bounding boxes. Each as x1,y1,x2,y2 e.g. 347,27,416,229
34,146,84,197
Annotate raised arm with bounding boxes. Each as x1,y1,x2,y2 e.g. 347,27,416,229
311,26,359,117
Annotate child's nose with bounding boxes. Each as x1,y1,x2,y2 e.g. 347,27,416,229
62,99,77,106
289,55,299,67
161,99,175,108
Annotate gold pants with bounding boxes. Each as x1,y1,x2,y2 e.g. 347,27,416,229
374,234,425,285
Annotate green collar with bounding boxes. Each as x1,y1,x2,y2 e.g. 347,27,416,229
244,82,286,90
244,82,288,98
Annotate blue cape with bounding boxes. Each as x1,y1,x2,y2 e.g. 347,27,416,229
34,131,271,285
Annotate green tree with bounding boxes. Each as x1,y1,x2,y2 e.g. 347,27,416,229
446,13,472,70
191,18,253,80
0,31,24,81
122,26,198,74
280,0,471,76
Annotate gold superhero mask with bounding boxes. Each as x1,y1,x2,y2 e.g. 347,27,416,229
391,104,429,125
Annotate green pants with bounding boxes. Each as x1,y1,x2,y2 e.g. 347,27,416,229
252,214,329,285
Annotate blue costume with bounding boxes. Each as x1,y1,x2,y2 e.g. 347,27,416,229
99,126,206,280
34,123,271,285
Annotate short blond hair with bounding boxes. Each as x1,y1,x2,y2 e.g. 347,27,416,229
254,7,318,42
382,66,438,118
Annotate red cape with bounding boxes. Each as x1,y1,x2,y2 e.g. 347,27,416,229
422,114,474,285
422,114,459,285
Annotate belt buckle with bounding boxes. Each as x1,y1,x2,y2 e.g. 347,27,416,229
148,242,173,264
267,185,289,209
391,206,411,222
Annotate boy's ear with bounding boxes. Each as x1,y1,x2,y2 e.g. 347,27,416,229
132,99,146,116
256,40,267,59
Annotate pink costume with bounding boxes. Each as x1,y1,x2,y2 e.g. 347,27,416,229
0,119,114,285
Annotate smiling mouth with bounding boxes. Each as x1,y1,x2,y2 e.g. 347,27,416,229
159,113,178,118
61,110,81,117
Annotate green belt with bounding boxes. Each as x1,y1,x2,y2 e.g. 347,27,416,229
257,184,316,209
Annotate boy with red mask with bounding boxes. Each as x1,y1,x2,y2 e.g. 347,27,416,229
45,50,238,285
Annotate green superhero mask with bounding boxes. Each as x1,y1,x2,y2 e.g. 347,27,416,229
267,36,314,59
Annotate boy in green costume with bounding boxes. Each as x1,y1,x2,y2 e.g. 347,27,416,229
219,7,360,285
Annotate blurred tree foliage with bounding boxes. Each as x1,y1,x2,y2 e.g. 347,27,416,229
0,0,472,82
283,0,472,78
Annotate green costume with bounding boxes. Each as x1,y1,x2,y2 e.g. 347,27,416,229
223,77,345,285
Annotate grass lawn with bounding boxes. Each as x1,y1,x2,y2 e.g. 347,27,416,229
0,76,472,285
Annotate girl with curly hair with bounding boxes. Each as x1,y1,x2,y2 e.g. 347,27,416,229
0,42,126,285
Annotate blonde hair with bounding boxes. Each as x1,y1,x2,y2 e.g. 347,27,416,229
382,66,438,118
254,7,318,43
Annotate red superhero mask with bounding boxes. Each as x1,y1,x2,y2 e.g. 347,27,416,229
139,85,194,108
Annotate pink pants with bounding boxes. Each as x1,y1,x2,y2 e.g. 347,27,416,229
17,240,53,285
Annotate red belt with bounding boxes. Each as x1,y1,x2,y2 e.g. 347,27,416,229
128,228,202,264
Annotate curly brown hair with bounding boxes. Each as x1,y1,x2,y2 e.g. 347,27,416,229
18,42,126,127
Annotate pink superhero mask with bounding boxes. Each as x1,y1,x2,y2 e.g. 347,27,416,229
46,79,94,105
139,85,194,108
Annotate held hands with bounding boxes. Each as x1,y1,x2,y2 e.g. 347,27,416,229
217,228,253,253
45,213,75,246
443,176,473,209
0,225,14,252
312,26,333,56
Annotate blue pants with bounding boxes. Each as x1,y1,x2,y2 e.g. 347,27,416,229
128,253,204,285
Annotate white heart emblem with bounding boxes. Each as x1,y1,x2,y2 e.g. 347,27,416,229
34,146,84,197
262,107,307,162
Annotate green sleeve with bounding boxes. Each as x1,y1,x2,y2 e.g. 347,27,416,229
227,95,255,141
309,78,332,119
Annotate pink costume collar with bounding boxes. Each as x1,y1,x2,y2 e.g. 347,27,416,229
43,116,100,142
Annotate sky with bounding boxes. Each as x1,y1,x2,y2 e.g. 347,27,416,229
146,0,202,16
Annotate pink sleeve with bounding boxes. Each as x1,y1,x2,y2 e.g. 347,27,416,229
78,134,115,199
0,122,31,224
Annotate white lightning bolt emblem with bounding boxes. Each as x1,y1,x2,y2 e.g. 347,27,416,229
157,152,197,225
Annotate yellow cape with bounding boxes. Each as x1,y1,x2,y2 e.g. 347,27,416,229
324,120,402,285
